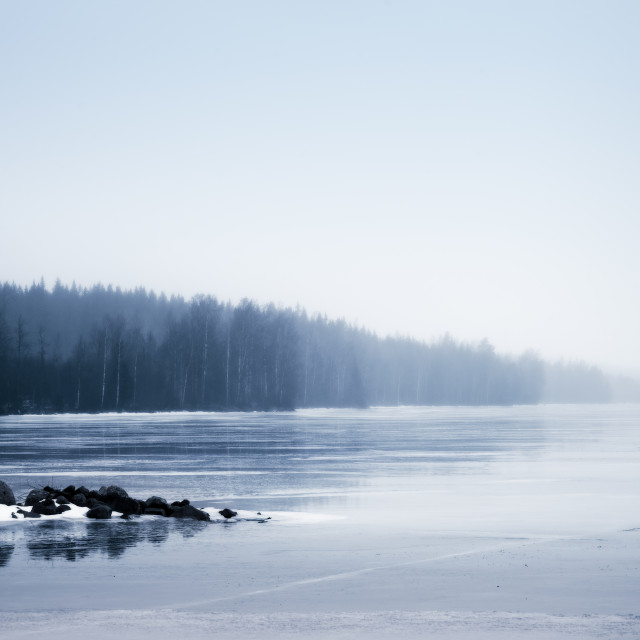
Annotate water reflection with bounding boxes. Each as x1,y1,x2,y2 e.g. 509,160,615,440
0,542,14,567
21,518,208,563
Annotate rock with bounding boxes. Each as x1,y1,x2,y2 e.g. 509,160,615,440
105,485,128,499
145,495,169,508
145,496,171,516
108,495,141,516
0,480,15,506
171,504,210,521
87,497,109,509
31,497,58,516
24,489,48,507
86,505,112,519
9,483,240,525
11,512,17,519
71,493,87,507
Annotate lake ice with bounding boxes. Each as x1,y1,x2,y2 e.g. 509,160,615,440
1,405,639,639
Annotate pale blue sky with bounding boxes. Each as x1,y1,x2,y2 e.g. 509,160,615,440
1,1,639,373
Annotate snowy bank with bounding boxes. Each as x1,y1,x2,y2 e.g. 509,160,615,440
0,501,90,522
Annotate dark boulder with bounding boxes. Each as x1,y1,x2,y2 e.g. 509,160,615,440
17,508,41,519
0,480,15,506
109,496,141,516
25,489,49,507
87,497,109,509
55,504,71,514
171,499,190,508
71,493,87,507
32,497,58,516
76,486,91,497
42,485,57,494
218,508,237,519
105,485,129,499
145,507,169,517
171,504,210,521
86,505,112,519
62,485,76,495
56,496,70,505
145,495,169,508
145,496,172,516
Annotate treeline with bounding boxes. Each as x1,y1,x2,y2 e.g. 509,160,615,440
0,280,623,415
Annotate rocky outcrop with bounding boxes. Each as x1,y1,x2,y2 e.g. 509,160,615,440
2,481,231,524
78,489,211,521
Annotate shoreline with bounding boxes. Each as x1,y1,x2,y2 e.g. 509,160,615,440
0,481,251,524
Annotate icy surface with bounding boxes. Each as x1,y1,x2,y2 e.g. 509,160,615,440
1,404,639,638
3,610,640,640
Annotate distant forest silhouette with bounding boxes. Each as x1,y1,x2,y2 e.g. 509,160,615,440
0,280,631,415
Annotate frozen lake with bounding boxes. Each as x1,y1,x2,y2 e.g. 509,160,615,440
1,405,639,639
